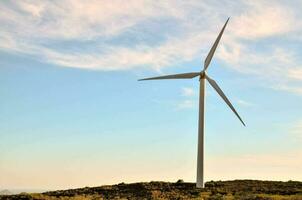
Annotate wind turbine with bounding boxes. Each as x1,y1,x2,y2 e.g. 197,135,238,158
138,18,245,188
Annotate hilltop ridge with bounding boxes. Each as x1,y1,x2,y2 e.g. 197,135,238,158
0,191,11,196
1,180,302,200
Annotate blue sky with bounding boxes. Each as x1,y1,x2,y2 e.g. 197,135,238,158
0,0,302,190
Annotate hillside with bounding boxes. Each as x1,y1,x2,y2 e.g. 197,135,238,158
1,180,302,200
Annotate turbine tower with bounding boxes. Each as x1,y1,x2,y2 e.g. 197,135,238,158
138,18,245,188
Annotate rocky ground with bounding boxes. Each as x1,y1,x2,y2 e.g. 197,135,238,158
1,180,302,200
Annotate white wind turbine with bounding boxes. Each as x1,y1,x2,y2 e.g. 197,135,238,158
138,18,245,188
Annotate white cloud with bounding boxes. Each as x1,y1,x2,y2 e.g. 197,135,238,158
0,0,212,70
3,1,173,39
273,85,302,96
237,99,254,107
287,68,302,81
0,0,301,95
176,100,195,110
181,87,195,97
230,1,296,39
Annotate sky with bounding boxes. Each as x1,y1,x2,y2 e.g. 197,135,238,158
0,0,302,191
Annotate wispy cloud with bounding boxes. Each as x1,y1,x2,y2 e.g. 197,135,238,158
181,87,195,97
176,100,195,110
0,0,209,70
0,0,302,94
287,68,302,81
176,87,197,110
230,1,296,39
237,99,255,107
272,83,302,96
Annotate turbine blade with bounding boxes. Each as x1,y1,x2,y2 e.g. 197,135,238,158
205,74,245,126
204,18,229,71
138,72,200,81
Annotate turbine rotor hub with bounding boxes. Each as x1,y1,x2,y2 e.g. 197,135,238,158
200,71,206,79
